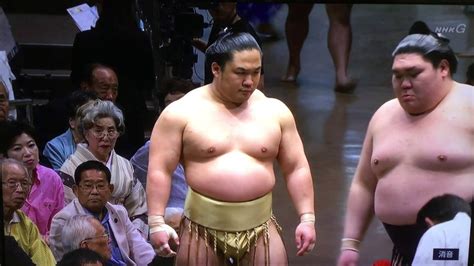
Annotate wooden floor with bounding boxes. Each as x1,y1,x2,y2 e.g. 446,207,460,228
6,3,474,265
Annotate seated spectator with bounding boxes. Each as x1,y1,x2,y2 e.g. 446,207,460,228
80,63,119,103
58,248,105,266
43,90,97,170
0,121,64,238
61,214,111,262
466,62,474,86
412,194,471,265
1,158,56,265
0,81,9,122
50,160,155,265
131,77,194,229
59,100,147,232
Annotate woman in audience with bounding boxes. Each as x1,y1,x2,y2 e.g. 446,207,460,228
59,99,147,232
0,121,64,239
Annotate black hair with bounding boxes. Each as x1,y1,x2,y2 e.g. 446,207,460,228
67,90,98,119
74,160,112,185
205,32,262,72
57,248,104,266
81,63,118,85
0,120,37,156
393,21,458,75
416,194,471,229
466,63,474,84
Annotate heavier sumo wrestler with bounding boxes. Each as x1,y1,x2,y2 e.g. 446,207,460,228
147,32,316,265
338,23,474,266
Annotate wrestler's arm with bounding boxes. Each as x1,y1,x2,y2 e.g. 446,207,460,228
147,104,186,254
275,101,316,256
337,118,378,266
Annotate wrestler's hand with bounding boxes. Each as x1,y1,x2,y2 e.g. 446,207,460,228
295,214,316,256
149,216,180,257
337,250,359,266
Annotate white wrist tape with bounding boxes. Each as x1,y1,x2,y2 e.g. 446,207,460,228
300,213,315,224
341,238,360,252
148,215,178,238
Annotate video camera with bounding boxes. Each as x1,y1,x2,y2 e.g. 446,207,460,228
155,0,217,79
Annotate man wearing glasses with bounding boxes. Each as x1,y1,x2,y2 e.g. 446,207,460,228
60,214,111,263
50,160,155,265
1,158,56,265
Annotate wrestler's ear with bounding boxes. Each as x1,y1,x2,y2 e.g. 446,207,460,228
425,217,436,227
211,62,221,77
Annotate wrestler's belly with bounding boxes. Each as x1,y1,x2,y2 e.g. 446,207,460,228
184,153,275,202
374,167,473,225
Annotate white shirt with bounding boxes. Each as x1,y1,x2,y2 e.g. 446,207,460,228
412,212,471,266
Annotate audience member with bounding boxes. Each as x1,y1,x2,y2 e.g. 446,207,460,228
412,194,471,265
70,0,155,158
192,2,265,89
337,22,473,266
57,248,105,266
0,121,64,238
80,63,119,102
0,81,9,122
1,158,56,265
50,160,155,265
60,214,111,261
282,4,356,93
59,100,147,232
237,3,282,41
43,90,97,170
131,77,194,230
466,62,474,85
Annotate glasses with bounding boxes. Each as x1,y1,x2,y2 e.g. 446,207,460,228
82,233,109,242
79,183,109,192
90,128,119,139
2,180,31,190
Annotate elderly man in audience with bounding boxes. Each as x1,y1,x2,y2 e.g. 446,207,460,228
80,63,119,103
50,160,155,265
61,214,111,262
59,99,147,232
0,81,9,122
1,158,56,265
43,90,97,170
0,120,64,239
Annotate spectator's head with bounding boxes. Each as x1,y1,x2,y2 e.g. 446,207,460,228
0,121,39,173
1,158,31,217
466,63,474,86
416,194,471,230
67,91,98,142
61,215,111,262
73,160,113,213
392,21,457,76
159,78,195,109
77,100,124,162
209,3,238,26
0,81,9,122
58,248,106,266
80,64,119,102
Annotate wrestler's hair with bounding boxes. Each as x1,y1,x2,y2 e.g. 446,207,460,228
61,215,99,254
205,32,262,72
0,158,30,183
58,248,104,266
467,63,474,85
0,120,37,157
392,21,458,75
78,99,125,139
74,160,112,185
416,194,471,229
